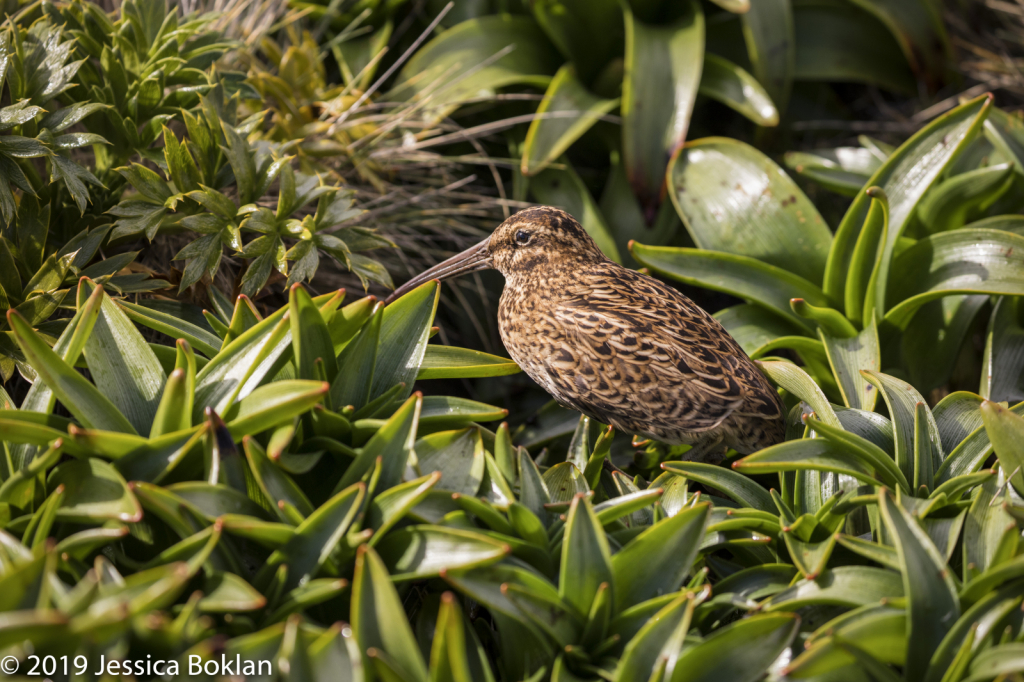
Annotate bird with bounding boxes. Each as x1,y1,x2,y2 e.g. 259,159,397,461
385,206,785,457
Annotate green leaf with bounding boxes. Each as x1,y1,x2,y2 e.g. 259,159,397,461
662,461,775,512
24,251,75,297
981,296,1024,403
194,299,296,417
595,488,665,526
699,54,778,126
983,106,1024,171
151,367,190,438
964,644,1024,682
118,300,221,358
528,0,622,83
519,448,552,524
884,229,1024,330
783,528,837,580
419,396,506,429
392,16,561,118
367,472,440,541
820,318,880,411
758,359,841,427
56,525,128,560
448,562,580,646
668,137,831,283
290,283,338,382
267,482,365,590
963,473,1018,580
673,613,799,682
980,400,1024,497
417,345,519,380
734,438,880,487
428,591,484,682
935,395,1024,483
904,294,989,396
220,514,294,548
307,620,366,681
786,606,907,677
8,310,136,434
862,370,942,490
959,554,1024,607
848,0,950,89
542,462,588,503
930,469,994,504
614,591,702,682
48,458,142,523
631,245,831,329
0,439,61,508
610,503,710,612
714,304,805,356
226,380,328,439
117,162,173,203
10,285,104,463
786,148,880,198
792,0,916,94
622,2,703,211
919,164,1014,233
162,126,200,194
12,291,67,329
835,534,900,570
373,282,438,401
790,295,857,336
521,65,620,177
200,571,267,613
824,94,991,305
416,428,485,497
0,611,67,650
764,566,904,610
806,417,910,492
169,481,270,521
331,308,381,411
377,525,509,580
879,490,960,682
913,401,937,491
925,581,1024,682
351,545,429,682
243,437,314,522
336,394,420,494
221,124,256,205
741,0,794,112
79,280,167,434
560,495,613,616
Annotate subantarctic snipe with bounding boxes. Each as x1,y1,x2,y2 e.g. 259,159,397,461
386,206,785,456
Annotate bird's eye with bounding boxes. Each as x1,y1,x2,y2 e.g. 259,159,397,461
515,230,530,245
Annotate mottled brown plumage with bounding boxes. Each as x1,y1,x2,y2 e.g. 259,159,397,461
387,206,785,455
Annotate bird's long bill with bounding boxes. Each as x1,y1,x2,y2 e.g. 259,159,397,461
384,237,492,304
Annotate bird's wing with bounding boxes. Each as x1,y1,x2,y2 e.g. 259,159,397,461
546,285,752,433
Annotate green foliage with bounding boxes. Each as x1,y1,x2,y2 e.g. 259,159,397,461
633,95,1024,402
3,1,1024,681
383,0,948,232
0,0,398,389
1,266,1023,680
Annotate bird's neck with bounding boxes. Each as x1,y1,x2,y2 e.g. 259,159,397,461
502,262,590,296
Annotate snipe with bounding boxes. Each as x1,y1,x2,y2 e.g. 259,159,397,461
386,206,785,457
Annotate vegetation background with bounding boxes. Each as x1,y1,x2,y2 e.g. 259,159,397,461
0,0,1024,680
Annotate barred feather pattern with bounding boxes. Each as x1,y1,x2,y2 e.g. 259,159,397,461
492,207,785,455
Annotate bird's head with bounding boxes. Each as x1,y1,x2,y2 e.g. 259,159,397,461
385,206,606,303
